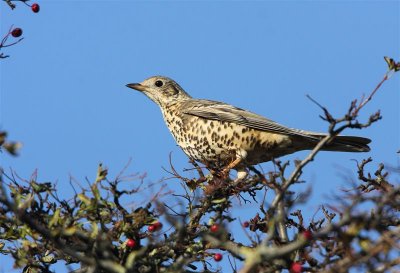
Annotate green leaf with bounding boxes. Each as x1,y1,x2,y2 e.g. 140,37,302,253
95,163,108,183
17,193,34,210
49,208,61,228
211,197,227,204
41,254,56,263
90,222,99,238
78,193,91,206
63,226,77,236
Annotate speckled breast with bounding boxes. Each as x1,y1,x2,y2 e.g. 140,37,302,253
161,105,292,167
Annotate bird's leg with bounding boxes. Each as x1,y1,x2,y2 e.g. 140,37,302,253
219,150,247,179
219,157,242,178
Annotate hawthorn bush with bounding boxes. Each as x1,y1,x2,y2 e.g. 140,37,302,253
0,59,399,273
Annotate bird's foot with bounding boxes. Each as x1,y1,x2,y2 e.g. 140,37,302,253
212,156,243,179
210,168,230,180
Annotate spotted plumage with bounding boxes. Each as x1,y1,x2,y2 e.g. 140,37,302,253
126,76,371,179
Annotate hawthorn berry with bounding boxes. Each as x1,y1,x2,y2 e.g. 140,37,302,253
242,221,250,228
126,238,136,248
11,28,22,38
153,221,163,231
210,224,219,233
31,3,40,13
148,225,156,232
213,253,223,262
302,230,313,241
290,262,302,273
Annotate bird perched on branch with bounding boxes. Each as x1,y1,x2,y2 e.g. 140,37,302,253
126,76,370,180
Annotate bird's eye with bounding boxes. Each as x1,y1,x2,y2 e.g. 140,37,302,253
155,80,164,87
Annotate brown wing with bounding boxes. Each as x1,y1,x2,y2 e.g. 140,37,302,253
180,99,321,141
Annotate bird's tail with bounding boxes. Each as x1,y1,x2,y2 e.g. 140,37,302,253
313,135,371,152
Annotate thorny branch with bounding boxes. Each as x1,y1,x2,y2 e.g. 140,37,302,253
3,0,30,10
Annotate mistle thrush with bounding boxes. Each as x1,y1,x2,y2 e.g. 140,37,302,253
126,76,370,180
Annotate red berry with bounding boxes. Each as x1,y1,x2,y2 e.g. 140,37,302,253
153,221,163,231
290,262,302,273
242,221,250,228
210,224,219,233
126,238,136,248
213,253,223,262
31,3,40,13
148,224,156,232
11,28,22,38
302,230,313,241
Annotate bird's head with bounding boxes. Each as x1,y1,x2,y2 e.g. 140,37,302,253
126,76,192,106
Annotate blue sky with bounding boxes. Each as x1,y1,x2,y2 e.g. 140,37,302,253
1,1,399,272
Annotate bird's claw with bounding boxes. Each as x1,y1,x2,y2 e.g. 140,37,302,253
219,168,230,179
210,168,230,180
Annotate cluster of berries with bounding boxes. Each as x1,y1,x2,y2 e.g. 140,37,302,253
10,3,40,38
124,221,163,250
124,221,313,269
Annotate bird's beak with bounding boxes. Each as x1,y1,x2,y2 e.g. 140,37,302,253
126,83,147,92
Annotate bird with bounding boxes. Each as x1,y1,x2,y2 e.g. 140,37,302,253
126,76,371,180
